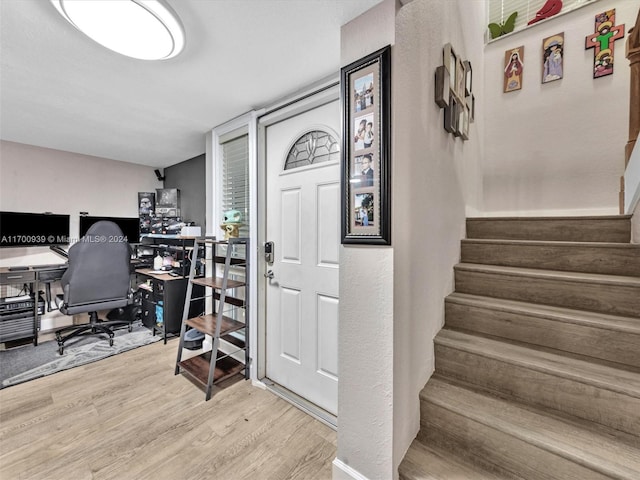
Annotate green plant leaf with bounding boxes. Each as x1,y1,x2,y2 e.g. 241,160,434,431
503,11,518,34
488,23,503,39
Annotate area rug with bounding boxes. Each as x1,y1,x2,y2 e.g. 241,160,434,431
0,323,161,389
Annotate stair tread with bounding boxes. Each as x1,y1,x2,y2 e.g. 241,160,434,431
400,441,505,480
467,215,632,221
435,329,640,397
462,238,640,249
455,263,640,285
446,292,640,334
421,377,640,478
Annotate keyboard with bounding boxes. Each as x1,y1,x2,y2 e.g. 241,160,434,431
31,264,67,270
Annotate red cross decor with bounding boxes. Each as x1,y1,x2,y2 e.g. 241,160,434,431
585,9,625,79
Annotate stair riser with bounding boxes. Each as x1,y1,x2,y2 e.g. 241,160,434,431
455,269,640,317
466,218,631,243
435,345,640,436
419,400,612,480
445,302,640,368
461,243,640,276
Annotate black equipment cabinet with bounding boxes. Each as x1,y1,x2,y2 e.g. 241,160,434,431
135,235,204,343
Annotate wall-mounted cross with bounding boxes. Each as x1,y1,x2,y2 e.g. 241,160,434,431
585,9,625,78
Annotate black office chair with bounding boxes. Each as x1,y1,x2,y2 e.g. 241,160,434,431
55,221,133,355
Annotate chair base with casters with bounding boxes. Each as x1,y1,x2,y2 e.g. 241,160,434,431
55,295,132,355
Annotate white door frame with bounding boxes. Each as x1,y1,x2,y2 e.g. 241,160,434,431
256,79,340,408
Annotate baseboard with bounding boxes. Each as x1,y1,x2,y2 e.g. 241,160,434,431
332,458,371,480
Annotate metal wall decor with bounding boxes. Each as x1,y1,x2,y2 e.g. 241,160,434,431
436,43,473,140
341,45,391,245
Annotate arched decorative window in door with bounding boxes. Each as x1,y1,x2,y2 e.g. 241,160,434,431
284,130,339,170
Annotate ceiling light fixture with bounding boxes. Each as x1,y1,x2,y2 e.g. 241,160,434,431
51,0,185,60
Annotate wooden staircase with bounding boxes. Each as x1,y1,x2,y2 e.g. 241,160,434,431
399,215,640,480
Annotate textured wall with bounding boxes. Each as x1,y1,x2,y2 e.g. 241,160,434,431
392,0,485,473
335,1,397,479
483,0,635,216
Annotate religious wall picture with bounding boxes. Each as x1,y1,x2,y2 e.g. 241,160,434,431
504,45,525,93
585,9,625,79
341,45,391,245
542,33,564,83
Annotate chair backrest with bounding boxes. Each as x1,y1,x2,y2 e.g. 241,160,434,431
61,221,131,310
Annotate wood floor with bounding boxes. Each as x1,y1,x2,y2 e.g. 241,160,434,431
0,340,336,480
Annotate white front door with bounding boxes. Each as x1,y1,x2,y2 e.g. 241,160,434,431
264,97,340,416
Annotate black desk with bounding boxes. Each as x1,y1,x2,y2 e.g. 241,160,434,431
0,264,66,345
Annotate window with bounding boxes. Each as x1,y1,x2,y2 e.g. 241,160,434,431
488,0,598,38
221,133,249,237
284,130,339,171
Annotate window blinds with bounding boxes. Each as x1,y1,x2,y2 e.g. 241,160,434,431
488,0,596,34
221,133,249,237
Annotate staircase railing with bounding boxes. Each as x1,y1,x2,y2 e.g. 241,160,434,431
622,8,640,215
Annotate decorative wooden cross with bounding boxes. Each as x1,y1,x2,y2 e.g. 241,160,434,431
585,9,625,79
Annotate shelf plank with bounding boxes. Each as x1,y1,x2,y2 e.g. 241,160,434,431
185,313,245,337
213,256,247,266
221,333,246,349
192,277,245,289
212,292,245,308
178,351,245,387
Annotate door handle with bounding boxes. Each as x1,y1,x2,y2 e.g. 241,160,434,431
264,270,274,279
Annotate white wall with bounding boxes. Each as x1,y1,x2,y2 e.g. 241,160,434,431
335,1,397,479
0,140,162,330
392,0,485,474
483,0,635,216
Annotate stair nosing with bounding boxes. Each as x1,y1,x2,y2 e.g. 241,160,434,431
445,293,640,334
421,377,640,479
466,215,633,221
435,329,640,397
454,263,640,286
461,238,640,249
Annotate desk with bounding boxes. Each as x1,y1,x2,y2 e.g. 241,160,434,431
136,268,204,344
0,264,66,345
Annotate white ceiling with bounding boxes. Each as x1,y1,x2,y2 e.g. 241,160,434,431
0,0,383,168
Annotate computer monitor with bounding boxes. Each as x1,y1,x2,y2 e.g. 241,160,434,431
0,211,70,247
79,216,140,244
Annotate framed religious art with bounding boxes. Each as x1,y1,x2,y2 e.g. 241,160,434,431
340,45,391,245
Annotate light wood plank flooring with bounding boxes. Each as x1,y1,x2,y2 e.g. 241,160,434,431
0,340,336,480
